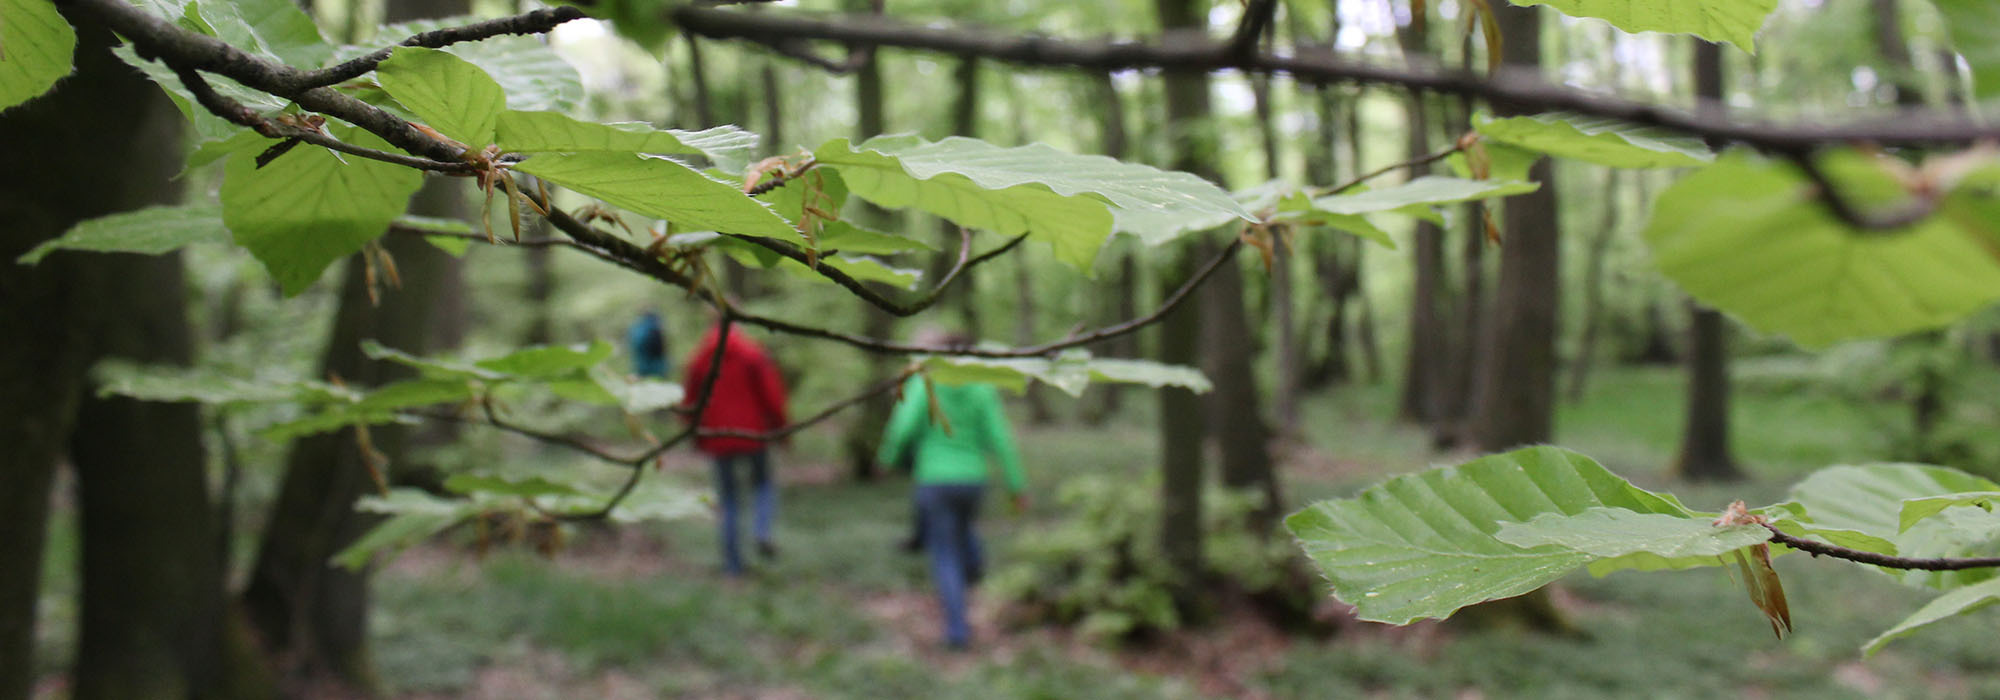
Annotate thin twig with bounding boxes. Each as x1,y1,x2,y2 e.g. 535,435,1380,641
1321,143,1465,196
296,7,589,89
1763,524,2000,571
390,227,582,248
567,312,737,521
721,231,1027,317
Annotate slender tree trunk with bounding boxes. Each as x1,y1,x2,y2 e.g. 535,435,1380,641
1015,254,1055,424
1155,0,1215,612
840,0,895,480
1085,72,1135,425
1671,40,1744,482
934,58,983,336
1253,71,1307,438
1565,169,1621,402
1396,96,1447,424
1462,1,1572,633
523,235,555,345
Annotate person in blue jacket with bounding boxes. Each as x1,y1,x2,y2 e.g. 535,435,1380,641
628,311,670,378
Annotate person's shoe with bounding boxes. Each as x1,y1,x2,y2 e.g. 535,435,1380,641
756,539,778,560
944,636,971,652
899,536,923,554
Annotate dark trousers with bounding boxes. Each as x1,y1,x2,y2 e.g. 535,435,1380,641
712,451,774,575
915,483,985,646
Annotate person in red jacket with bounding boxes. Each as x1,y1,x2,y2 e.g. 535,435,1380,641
680,321,790,576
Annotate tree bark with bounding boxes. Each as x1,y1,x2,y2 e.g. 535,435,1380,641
1084,72,1135,425
839,0,896,481
1670,40,1743,482
1154,0,1214,611
1396,95,1447,424
236,3,466,691
0,10,192,697
1462,1,1573,634
1564,169,1620,402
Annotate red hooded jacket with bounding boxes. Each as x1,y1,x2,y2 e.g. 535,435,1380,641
680,324,790,456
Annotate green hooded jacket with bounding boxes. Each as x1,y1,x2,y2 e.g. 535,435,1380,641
876,375,1025,491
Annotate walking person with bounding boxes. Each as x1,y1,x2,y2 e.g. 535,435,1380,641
627,311,671,379
877,337,1027,649
681,319,790,576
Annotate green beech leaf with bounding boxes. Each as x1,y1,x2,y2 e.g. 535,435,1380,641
361,340,504,380
335,489,480,570
375,47,506,146
921,353,1211,397
513,152,802,243
1285,446,1697,624
1506,0,1777,52
19,203,229,263
0,0,77,112
339,17,584,112
760,168,848,225
815,135,1251,266
496,110,759,176
221,125,423,295
444,473,584,498
89,359,344,406
1274,192,1397,248
1644,151,2000,348
392,215,475,256
816,220,935,255
1474,113,1713,168
1934,0,2000,99
1496,508,1772,575
1787,463,2000,590
193,0,333,69
1864,577,2000,656
1300,176,1539,217
1901,492,2000,533
473,341,613,378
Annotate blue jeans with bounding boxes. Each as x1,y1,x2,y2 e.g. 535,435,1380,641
916,483,985,647
712,451,775,575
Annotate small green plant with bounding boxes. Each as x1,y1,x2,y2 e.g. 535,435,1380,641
989,474,1294,642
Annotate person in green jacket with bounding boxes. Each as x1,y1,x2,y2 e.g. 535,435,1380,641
877,352,1026,650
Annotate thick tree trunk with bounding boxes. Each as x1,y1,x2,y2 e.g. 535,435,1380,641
68,253,230,700
237,4,464,690
1463,1,1572,634
241,233,455,693
0,12,174,697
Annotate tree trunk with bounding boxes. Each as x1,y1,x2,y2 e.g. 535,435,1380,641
1014,254,1055,424
237,3,465,690
1396,95,1447,424
839,0,896,481
0,11,192,696
1670,40,1743,482
1204,253,1281,528
1463,1,1573,634
1084,72,1135,425
1255,71,1306,438
1674,304,1742,481
934,57,983,336
1564,169,1621,402
1155,0,1215,612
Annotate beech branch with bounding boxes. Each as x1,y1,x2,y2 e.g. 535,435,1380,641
1762,525,2000,572
720,230,1028,317
297,6,589,89
671,5,2000,153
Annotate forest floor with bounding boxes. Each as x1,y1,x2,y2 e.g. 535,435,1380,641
32,366,2000,698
